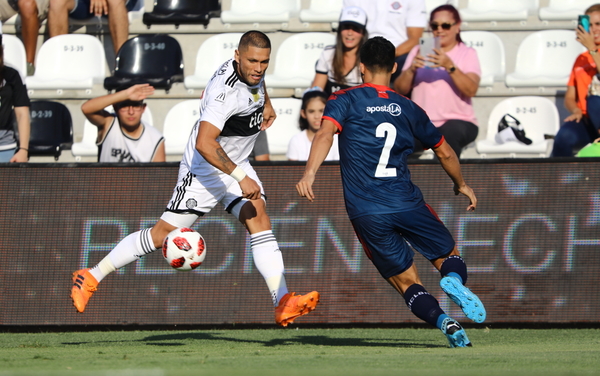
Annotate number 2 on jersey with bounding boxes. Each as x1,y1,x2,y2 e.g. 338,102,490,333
375,122,397,178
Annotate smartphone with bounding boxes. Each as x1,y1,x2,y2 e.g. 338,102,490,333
419,36,440,67
578,15,590,33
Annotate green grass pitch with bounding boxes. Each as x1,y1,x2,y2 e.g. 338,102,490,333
1,327,599,376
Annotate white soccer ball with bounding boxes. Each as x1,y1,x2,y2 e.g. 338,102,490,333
162,228,207,271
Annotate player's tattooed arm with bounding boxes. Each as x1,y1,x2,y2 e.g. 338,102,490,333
215,147,236,174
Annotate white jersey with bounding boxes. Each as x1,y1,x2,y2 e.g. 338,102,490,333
287,130,340,161
343,0,427,48
183,58,264,178
98,118,164,162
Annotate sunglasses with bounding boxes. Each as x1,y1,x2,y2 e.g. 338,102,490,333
430,22,456,30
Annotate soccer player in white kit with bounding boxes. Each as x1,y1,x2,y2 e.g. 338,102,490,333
71,31,320,326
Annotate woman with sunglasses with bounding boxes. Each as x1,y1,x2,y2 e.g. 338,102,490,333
311,6,368,96
394,4,480,158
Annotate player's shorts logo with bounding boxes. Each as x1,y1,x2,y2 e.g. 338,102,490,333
186,198,198,209
366,103,402,116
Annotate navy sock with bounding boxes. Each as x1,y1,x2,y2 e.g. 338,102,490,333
440,255,468,285
404,284,445,328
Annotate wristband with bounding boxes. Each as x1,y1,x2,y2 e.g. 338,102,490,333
230,166,247,182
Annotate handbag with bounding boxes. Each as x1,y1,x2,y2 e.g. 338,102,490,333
495,114,532,145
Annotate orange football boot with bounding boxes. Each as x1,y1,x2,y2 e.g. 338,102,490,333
275,291,320,327
71,269,98,313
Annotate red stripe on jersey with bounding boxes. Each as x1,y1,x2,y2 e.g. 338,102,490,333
322,115,343,132
351,223,373,260
432,135,445,149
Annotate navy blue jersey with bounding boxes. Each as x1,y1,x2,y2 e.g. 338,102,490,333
323,83,443,220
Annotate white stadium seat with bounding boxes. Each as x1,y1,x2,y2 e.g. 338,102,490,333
460,0,539,22
505,30,585,87
265,32,336,90
2,34,27,82
539,0,598,21
184,33,243,90
265,98,302,155
476,96,559,158
162,100,201,156
425,0,459,14
71,106,154,159
221,0,300,24
299,0,343,23
461,31,505,87
26,34,106,90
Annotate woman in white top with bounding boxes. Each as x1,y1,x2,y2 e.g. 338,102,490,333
311,6,368,96
287,90,339,161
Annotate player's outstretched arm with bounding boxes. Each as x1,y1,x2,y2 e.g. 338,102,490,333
296,119,337,202
196,121,262,200
432,139,477,211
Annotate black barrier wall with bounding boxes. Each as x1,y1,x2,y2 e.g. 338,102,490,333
1,161,599,325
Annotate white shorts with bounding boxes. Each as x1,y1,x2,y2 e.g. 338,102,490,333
161,161,264,225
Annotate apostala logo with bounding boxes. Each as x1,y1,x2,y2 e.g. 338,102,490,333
366,103,401,116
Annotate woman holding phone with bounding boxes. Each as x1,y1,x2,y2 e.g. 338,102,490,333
551,4,600,157
394,4,480,158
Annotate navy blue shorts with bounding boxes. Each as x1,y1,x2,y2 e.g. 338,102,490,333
351,204,455,279
70,0,137,20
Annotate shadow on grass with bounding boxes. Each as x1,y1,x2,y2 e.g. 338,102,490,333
62,332,445,349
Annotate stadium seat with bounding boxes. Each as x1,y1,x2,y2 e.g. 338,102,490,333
221,0,301,24
143,0,220,28
25,34,106,90
505,30,585,87
104,34,184,92
476,96,559,158
460,0,539,22
162,99,201,156
539,0,598,21
264,32,336,91
265,97,302,155
299,0,343,23
28,101,73,160
184,33,243,89
2,34,27,81
425,0,459,14
461,31,505,87
71,106,154,160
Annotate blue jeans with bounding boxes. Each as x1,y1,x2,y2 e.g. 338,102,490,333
0,148,16,162
551,97,600,157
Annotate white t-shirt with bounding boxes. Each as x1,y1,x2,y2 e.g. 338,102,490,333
343,0,427,47
287,130,340,161
315,46,362,95
183,58,264,178
98,118,164,162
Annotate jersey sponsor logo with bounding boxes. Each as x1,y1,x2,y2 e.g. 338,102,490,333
220,106,264,137
366,103,402,116
215,92,226,103
218,61,229,75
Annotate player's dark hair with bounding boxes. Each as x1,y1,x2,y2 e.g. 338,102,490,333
299,90,328,131
430,4,463,44
359,37,395,74
238,30,271,51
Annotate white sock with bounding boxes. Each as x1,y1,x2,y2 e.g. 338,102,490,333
250,230,288,306
89,228,157,282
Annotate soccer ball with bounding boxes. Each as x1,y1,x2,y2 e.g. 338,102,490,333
162,228,207,271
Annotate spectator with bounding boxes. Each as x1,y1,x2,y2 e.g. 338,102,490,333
343,0,426,82
0,0,49,75
394,4,480,158
0,41,30,163
81,83,166,162
249,131,270,161
310,6,368,95
48,0,137,54
551,4,600,157
287,90,339,161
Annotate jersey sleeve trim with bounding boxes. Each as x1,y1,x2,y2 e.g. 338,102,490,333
322,115,342,132
428,135,445,150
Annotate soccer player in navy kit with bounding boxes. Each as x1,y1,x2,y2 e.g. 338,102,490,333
297,36,485,347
